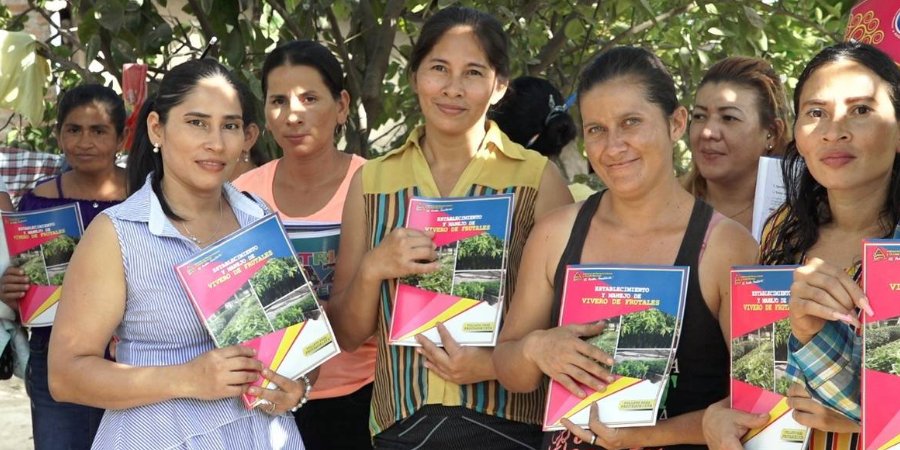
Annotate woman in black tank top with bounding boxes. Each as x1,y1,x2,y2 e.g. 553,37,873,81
493,47,758,450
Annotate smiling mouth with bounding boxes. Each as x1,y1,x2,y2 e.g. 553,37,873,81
435,103,466,115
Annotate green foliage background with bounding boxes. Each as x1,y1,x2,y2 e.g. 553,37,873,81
250,256,305,306
42,235,77,267
452,279,500,300
732,340,774,390
613,358,669,380
210,292,274,346
271,293,319,329
866,323,900,375
456,234,504,270
618,309,676,348
1,0,850,172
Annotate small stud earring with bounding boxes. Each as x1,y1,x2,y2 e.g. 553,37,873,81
152,142,160,153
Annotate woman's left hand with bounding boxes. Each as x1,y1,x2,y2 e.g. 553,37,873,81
414,323,493,385
561,403,643,450
787,383,859,433
249,368,310,416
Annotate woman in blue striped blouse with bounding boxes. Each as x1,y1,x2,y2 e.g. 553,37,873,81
46,59,307,449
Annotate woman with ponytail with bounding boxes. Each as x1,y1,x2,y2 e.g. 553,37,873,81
47,59,306,449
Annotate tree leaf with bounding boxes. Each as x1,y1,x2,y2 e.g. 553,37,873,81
742,6,765,29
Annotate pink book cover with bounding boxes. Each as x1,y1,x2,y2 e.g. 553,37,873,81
2,204,83,327
389,194,513,347
862,240,900,450
543,265,688,430
730,266,808,449
175,214,340,409
845,0,900,65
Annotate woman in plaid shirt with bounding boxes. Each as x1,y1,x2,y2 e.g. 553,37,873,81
703,41,900,450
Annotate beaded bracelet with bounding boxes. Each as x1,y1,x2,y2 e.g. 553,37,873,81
290,374,313,412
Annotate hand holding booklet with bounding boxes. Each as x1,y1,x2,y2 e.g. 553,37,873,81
175,214,340,409
389,194,513,347
543,264,688,430
2,204,84,327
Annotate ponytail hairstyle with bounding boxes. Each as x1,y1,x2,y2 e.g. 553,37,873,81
489,76,576,157
126,58,248,220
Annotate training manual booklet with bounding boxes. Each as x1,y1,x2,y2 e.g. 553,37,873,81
751,156,786,242
730,266,809,450
543,264,688,430
389,194,513,347
175,214,340,409
283,222,340,301
862,238,900,450
2,204,83,327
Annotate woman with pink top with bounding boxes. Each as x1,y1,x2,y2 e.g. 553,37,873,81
232,40,371,449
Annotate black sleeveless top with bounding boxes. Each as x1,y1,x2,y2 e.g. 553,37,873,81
544,190,728,450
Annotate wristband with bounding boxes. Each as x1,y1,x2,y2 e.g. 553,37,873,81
290,374,313,412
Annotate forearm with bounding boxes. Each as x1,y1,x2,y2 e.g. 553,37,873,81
494,332,547,393
787,320,860,420
328,259,382,351
639,409,706,447
50,354,192,410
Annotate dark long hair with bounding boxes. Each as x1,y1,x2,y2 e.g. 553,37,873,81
126,58,248,219
760,42,900,264
261,40,344,100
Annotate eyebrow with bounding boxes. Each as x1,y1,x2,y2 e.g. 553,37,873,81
184,112,243,121
428,57,489,70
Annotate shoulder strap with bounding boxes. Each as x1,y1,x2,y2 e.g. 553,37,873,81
54,175,64,198
550,190,605,325
673,199,714,267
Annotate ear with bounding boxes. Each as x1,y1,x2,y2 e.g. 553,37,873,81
243,123,261,151
336,89,351,125
768,118,787,155
669,106,688,141
147,111,163,147
410,71,419,95
54,126,63,152
489,77,509,106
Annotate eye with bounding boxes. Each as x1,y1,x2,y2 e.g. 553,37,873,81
691,112,706,121
303,95,318,104
722,115,740,122
805,108,824,118
224,122,242,131
269,97,286,106
585,125,606,136
431,64,447,72
851,104,873,115
188,119,206,128
466,69,483,77
92,128,107,135
623,117,641,127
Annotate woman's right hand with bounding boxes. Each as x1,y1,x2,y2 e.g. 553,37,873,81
789,258,872,345
0,266,29,310
362,227,439,282
180,345,263,401
524,322,614,398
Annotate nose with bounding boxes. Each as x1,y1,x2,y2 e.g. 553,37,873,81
441,74,464,98
287,96,304,124
700,121,721,140
821,115,850,143
206,127,226,152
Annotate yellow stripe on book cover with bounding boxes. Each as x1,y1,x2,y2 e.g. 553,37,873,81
741,397,793,443
26,287,60,323
396,297,480,342
552,377,643,426
260,323,305,390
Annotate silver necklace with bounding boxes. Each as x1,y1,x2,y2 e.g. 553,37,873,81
179,196,224,245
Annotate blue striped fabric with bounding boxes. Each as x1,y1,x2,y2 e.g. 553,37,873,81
90,178,304,450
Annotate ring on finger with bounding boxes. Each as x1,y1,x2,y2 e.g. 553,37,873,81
589,432,597,446
266,401,277,414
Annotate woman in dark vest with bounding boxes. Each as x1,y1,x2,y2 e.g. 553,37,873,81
493,46,758,449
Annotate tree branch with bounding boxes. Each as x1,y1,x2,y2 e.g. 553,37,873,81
183,0,217,43
529,12,577,75
759,1,842,42
323,8,364,111
33,41,96,82
602,3,694,51
265,0,304,38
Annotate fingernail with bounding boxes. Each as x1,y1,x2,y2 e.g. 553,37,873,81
832,311,854,324
861,297,875,317
248,387,260,395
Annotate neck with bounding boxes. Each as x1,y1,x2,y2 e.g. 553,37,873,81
607,178,693,230
160,176,223,220
704,174,756,219
421,122,487,167
827,183,890,235
67,167,124,199
279,144,347,187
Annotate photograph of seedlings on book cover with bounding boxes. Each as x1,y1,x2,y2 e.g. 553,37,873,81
207,255,318,347
587,309,676,384
732,320,792,395
400,232,506,300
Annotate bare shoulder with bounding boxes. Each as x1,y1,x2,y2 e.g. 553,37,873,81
704,215,758,265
